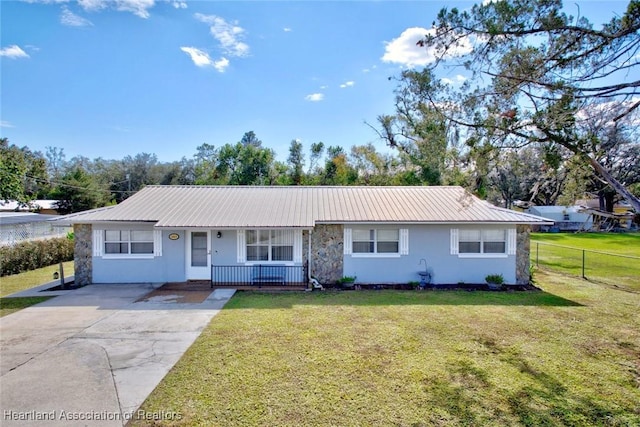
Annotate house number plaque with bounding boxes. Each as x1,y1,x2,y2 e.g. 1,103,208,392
168,233,180,240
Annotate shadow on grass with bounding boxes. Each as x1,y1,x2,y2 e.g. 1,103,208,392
0,296,53,317
494,344,627,425
223,289,583,310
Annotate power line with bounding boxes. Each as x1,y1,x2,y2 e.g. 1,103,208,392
23,174,135,195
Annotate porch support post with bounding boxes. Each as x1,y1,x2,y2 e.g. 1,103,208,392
74,223,93,286
308,229,312,281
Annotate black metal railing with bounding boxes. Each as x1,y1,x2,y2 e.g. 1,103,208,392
211,263,307,287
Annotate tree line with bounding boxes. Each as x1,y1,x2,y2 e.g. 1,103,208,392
2,125,638,215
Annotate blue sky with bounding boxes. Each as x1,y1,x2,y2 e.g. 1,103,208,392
0,0,631,164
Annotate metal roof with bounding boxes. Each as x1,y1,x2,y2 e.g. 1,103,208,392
54,186,553,228
0,212,60,226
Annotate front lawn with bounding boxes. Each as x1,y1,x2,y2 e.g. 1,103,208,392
0,261,74,297
0,261,72,317
132,270,640,426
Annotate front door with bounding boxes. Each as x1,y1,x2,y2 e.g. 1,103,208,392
187,231,211,280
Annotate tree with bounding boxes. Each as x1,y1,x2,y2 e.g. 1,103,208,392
217,142,275,185
0,138,49,203
306,142,325,184
287,139,305,185
193,143,220,185
45,146,66,181
240,131,262,148
408,0,640,210
50,166,110,214
322,146,357,185
377,69,456,185
350,143,398,185
577,103,640,211
0,138,28,203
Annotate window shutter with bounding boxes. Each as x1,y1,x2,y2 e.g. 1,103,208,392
450,229,459,255
507,228,517,255
400,228,409,255
237,230,246,263
93,229,104,257
153,230,163,256
293,230,303,263
344,228,352,255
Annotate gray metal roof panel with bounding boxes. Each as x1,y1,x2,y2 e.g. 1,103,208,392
53,186,553,227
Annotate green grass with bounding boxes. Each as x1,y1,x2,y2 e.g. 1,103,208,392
132,270,640,427
0,261,74,297
531,232,640,256
530,233,640,290
0,296,52,317
0,261,72,317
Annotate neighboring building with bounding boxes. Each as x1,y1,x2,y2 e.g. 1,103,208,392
0,200,61,215
526,206,593,232
0,212,72,246
56,186,552,287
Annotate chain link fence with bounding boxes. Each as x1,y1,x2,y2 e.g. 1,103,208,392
0,222,72,247
531,241,640,291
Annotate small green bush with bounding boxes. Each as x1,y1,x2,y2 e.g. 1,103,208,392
485,273,504,285
0,237,74,277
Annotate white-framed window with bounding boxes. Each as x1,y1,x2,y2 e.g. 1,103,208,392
353,229,400,254
105,230,154,255
459,229,506,254
345,227,408,257
246,230,294,262
451,228,514,257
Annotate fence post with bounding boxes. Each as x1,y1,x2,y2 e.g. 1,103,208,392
582,250,586,279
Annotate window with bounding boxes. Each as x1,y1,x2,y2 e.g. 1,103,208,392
459,229,506,254
353,229,399,254
246,230,294,262
105,230,154,255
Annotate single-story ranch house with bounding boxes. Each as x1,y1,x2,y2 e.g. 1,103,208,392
57,186,552,287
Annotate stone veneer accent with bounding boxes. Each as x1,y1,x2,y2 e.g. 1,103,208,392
305,224,344,284
74,223,92,286
516,225,531,285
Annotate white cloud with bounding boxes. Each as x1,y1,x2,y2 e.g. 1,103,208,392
382,27,473,67
441,74,467,85
171,0,187,8
283,27,292,32
212,57,230,72
340,81,355,88
305,93,324,102
77,0,155,18
0,121,15,128
25,0,158,18
180,47,229,72
77,0,108,12
114,0,155,19
320,85,328,89
60,6,93,26
0,45,30,59
194,13,249,57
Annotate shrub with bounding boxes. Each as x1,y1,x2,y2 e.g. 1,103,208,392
484,274,504,285
0,237,74,277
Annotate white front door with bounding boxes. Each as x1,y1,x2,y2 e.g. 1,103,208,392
187,231,211,280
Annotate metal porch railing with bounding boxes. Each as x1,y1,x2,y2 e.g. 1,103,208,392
211,263,307,288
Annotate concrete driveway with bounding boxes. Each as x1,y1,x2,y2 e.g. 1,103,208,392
0,284,235,426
